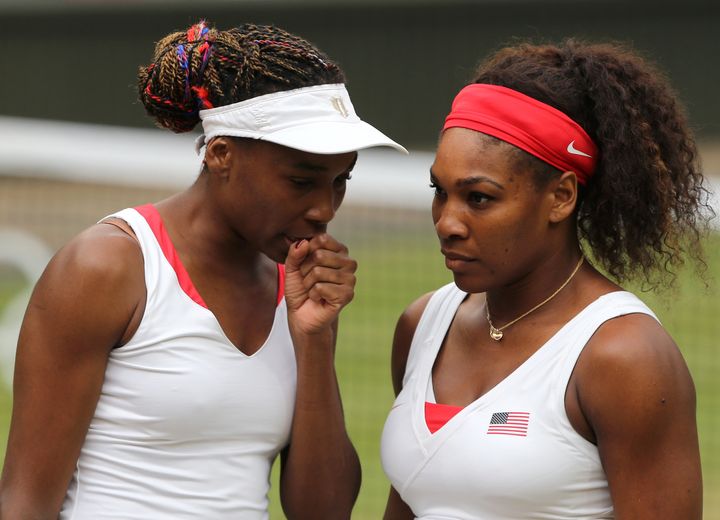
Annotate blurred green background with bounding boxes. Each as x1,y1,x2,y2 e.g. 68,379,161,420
1,0,718,517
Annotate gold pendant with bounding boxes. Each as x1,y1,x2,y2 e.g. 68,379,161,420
489,325,503,341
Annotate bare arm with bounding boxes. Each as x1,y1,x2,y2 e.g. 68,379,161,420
383,292,433,520
0,224,144,518
278,234,360,520
577,313,702,519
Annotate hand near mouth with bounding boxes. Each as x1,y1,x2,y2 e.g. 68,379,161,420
284,233,357,338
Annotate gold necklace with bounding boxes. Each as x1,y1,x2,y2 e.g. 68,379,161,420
486,256,584,341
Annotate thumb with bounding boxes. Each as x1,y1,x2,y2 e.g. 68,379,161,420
284,239,309,273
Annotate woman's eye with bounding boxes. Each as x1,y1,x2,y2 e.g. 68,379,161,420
334,173,352,187
290,178,313,188
469,192,491,204
429,182,444,196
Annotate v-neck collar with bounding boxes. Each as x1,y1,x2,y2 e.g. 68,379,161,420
135,204,285,308
134,204,286,358
412,289,626,444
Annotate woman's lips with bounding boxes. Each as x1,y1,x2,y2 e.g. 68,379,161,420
441,249,476,270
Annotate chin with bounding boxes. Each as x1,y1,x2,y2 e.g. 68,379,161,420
258,235,291,264
451,272,486,294
266,247,289,264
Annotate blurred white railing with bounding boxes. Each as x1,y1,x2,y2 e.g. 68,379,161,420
0,115,435,209
2,115,717,215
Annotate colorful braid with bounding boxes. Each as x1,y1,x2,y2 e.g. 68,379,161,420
176,44,191,102
138,21,344,133
254,39,327,68
187,20,210,42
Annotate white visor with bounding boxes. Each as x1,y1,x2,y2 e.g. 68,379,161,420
195,83,407,156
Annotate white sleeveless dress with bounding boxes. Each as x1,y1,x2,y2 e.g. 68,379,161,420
381,283,657,519
60,205,296,519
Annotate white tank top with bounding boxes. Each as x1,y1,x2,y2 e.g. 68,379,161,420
381,283,657,520
60,205,297,519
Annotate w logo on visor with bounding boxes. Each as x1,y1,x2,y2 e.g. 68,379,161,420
331,97,350,118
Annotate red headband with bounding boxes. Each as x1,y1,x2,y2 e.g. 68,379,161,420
443,84,598,184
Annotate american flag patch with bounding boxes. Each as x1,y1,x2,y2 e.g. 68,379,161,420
487,412,530,437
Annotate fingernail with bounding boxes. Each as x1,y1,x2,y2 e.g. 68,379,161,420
294,239,306,249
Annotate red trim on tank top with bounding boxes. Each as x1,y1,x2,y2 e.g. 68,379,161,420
424,401,463,434
134,204,284,308
135,204,208,308
277,264,285,305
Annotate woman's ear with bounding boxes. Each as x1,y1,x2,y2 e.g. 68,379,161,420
203,137,233,179
548,171,579,223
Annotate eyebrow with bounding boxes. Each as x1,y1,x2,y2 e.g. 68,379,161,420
429,169,504,190
293,154,358,173
293,162,329,172
456,176,504,189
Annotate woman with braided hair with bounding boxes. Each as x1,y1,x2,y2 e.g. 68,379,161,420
0,21,405,519
381,39,710,519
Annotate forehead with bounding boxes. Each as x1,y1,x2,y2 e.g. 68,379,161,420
235,138,358,172
432,128,519,181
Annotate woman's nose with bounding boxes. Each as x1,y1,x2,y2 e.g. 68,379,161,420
434,201,468,240
305,187,339,225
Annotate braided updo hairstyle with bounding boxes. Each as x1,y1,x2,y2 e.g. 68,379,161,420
138,21,345,133
472,39,714,289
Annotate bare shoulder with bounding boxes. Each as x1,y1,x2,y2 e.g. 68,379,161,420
575,309,697,452
50,220,145,307
98,216,138,241
51,221,142,277
390,291,435,395
395,291,436,341
578,311,693,412
581,311,689,384
25,222,145,354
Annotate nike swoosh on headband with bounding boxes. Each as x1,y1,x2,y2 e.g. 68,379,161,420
567,140,592,158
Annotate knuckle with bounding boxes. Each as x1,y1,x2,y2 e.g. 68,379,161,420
309,264,325,279
315,233,331,247
311,248,327,263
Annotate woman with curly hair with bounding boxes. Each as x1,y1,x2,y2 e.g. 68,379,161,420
0,21,405,519
381,40,711,519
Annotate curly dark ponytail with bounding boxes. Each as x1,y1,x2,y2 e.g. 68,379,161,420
473,39,714,289
138,21,345,133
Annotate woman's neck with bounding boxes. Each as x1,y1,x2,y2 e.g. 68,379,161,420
484,247,585,326
156,187,269,275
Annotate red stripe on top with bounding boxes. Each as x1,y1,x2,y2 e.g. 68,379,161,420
277,264,285,305
135,204,208,308
425,401,463,434
135,204,284,309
